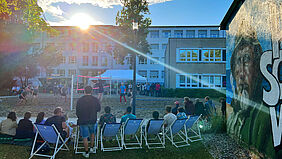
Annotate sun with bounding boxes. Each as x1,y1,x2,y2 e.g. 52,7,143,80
70,13,93,30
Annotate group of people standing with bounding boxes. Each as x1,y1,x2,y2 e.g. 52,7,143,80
137,83,162,97
18,84,39,105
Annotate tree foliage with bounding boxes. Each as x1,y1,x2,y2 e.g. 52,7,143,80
115,0,151,61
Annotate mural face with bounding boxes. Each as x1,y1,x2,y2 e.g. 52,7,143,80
226,0,282,158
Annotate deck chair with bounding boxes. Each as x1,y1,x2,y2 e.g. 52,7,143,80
121,119,143,149
100,123,122,151
74,123,98,154
30,124,70,159
184,115,202,142
165,119,189,148
142,119,165,149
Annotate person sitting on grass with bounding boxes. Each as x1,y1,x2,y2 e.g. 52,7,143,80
99,106,116,127
15,111,34,139
152,111,159,120
44,107,69,139
163,106,177,130
121,107,136,123
0,112,17,137
177,107,188,119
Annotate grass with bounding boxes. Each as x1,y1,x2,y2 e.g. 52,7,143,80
0,140,212,159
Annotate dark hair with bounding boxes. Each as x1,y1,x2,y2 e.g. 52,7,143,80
105,106,111,114
205,96,210,100
54,107,62,115
126,107,132,113
166,106,172,113
24,111,31,119
36,112,45,123
84,86,92,94
7,112,17,121
178,107,185,113
152,111,159,120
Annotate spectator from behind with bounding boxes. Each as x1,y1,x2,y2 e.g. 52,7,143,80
163,106,177,129
35,112,46,125
195,98,205,117
184,97,195,115
15,112,34,139
152,111,159,120
204,96,216,118
0,112,17,137
99,106,116,127
45,107,68,139
172,101,180,115
177,107,187,119
121,107,136,123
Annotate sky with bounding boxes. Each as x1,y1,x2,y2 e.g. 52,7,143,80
38,0,234,26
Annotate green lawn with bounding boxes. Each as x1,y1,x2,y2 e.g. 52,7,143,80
0,141,212,159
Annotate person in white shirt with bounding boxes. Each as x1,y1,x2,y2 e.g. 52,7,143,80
163,106,177,130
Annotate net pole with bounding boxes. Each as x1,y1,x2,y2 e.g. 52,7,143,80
70,75,74,110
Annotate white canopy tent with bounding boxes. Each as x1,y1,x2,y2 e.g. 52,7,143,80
88,70,147,95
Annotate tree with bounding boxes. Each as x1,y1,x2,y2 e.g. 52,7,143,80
116,0,151,59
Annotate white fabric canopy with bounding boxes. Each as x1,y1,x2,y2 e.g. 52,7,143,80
89,70,147,82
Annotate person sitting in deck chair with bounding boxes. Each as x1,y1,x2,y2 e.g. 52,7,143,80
163,106,177,130
177,107,188,119
121,107,136,123
99,106,116,127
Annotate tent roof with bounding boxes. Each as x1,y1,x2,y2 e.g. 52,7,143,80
89,70,147,81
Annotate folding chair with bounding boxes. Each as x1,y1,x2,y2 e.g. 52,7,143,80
100,123,122,151
165,119,189,148
142,119,165,149
184,115,202,142
74,123,98,154
121,119,143,149
30,124,70,159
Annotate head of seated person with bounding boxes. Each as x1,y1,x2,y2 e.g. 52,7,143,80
121,107,136,123
152,111,159,120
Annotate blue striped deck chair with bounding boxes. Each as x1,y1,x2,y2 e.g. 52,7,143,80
74,123,98,154
184,115,202,142
29,124,69,159
165,119,189,148
121,119,144,149
142,119,165,149
100,123,122,151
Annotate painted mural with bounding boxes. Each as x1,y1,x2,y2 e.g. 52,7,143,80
226,0,282,158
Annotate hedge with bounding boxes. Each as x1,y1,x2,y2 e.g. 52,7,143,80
161,88,226,98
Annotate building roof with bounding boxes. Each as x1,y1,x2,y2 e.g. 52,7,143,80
220,0,245,30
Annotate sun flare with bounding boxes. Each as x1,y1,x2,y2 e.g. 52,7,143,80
70,13,93,30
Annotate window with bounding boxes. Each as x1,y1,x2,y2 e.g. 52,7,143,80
83,42,89,52
138,70,147,78
198,30,207,38
102,56,108,66
161,71,165,79
177,49,199,62
150,57,159,64
214,75,221,87
202,75,209,87
92,43,98,52
58,69,65,76
138,57,147,64
162,30,171,38
202,49,222,62
150,70,159,78
179,75,186,87
92,56,98,66
177,74,224,88
174,30,183,38
186,30,195,38
69,56,76,64
61,56,66,64
150,30,159,38
68,69,76,76
162,44,167,50
83,56,88,66
210,30,219,38
150,44,159,50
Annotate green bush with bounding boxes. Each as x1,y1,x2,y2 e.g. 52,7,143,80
161,88,226,98
209,115,226,133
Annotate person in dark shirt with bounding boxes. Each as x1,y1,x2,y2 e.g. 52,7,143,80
45,107,68,139
152,111,159,120
97,79,104,102
195,98,205,116
76,86,101,158
184,97,195,115
18,87,28,105
15,112,34,139
99,106,116,127
172,101,180,115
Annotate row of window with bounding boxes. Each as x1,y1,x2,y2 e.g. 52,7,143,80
49,69,98,77
138,57,165,65
138,70,165,79
62,56,108,66
177,48,226,62
150,44,167,50
176,74,226,88
149,30,223,38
